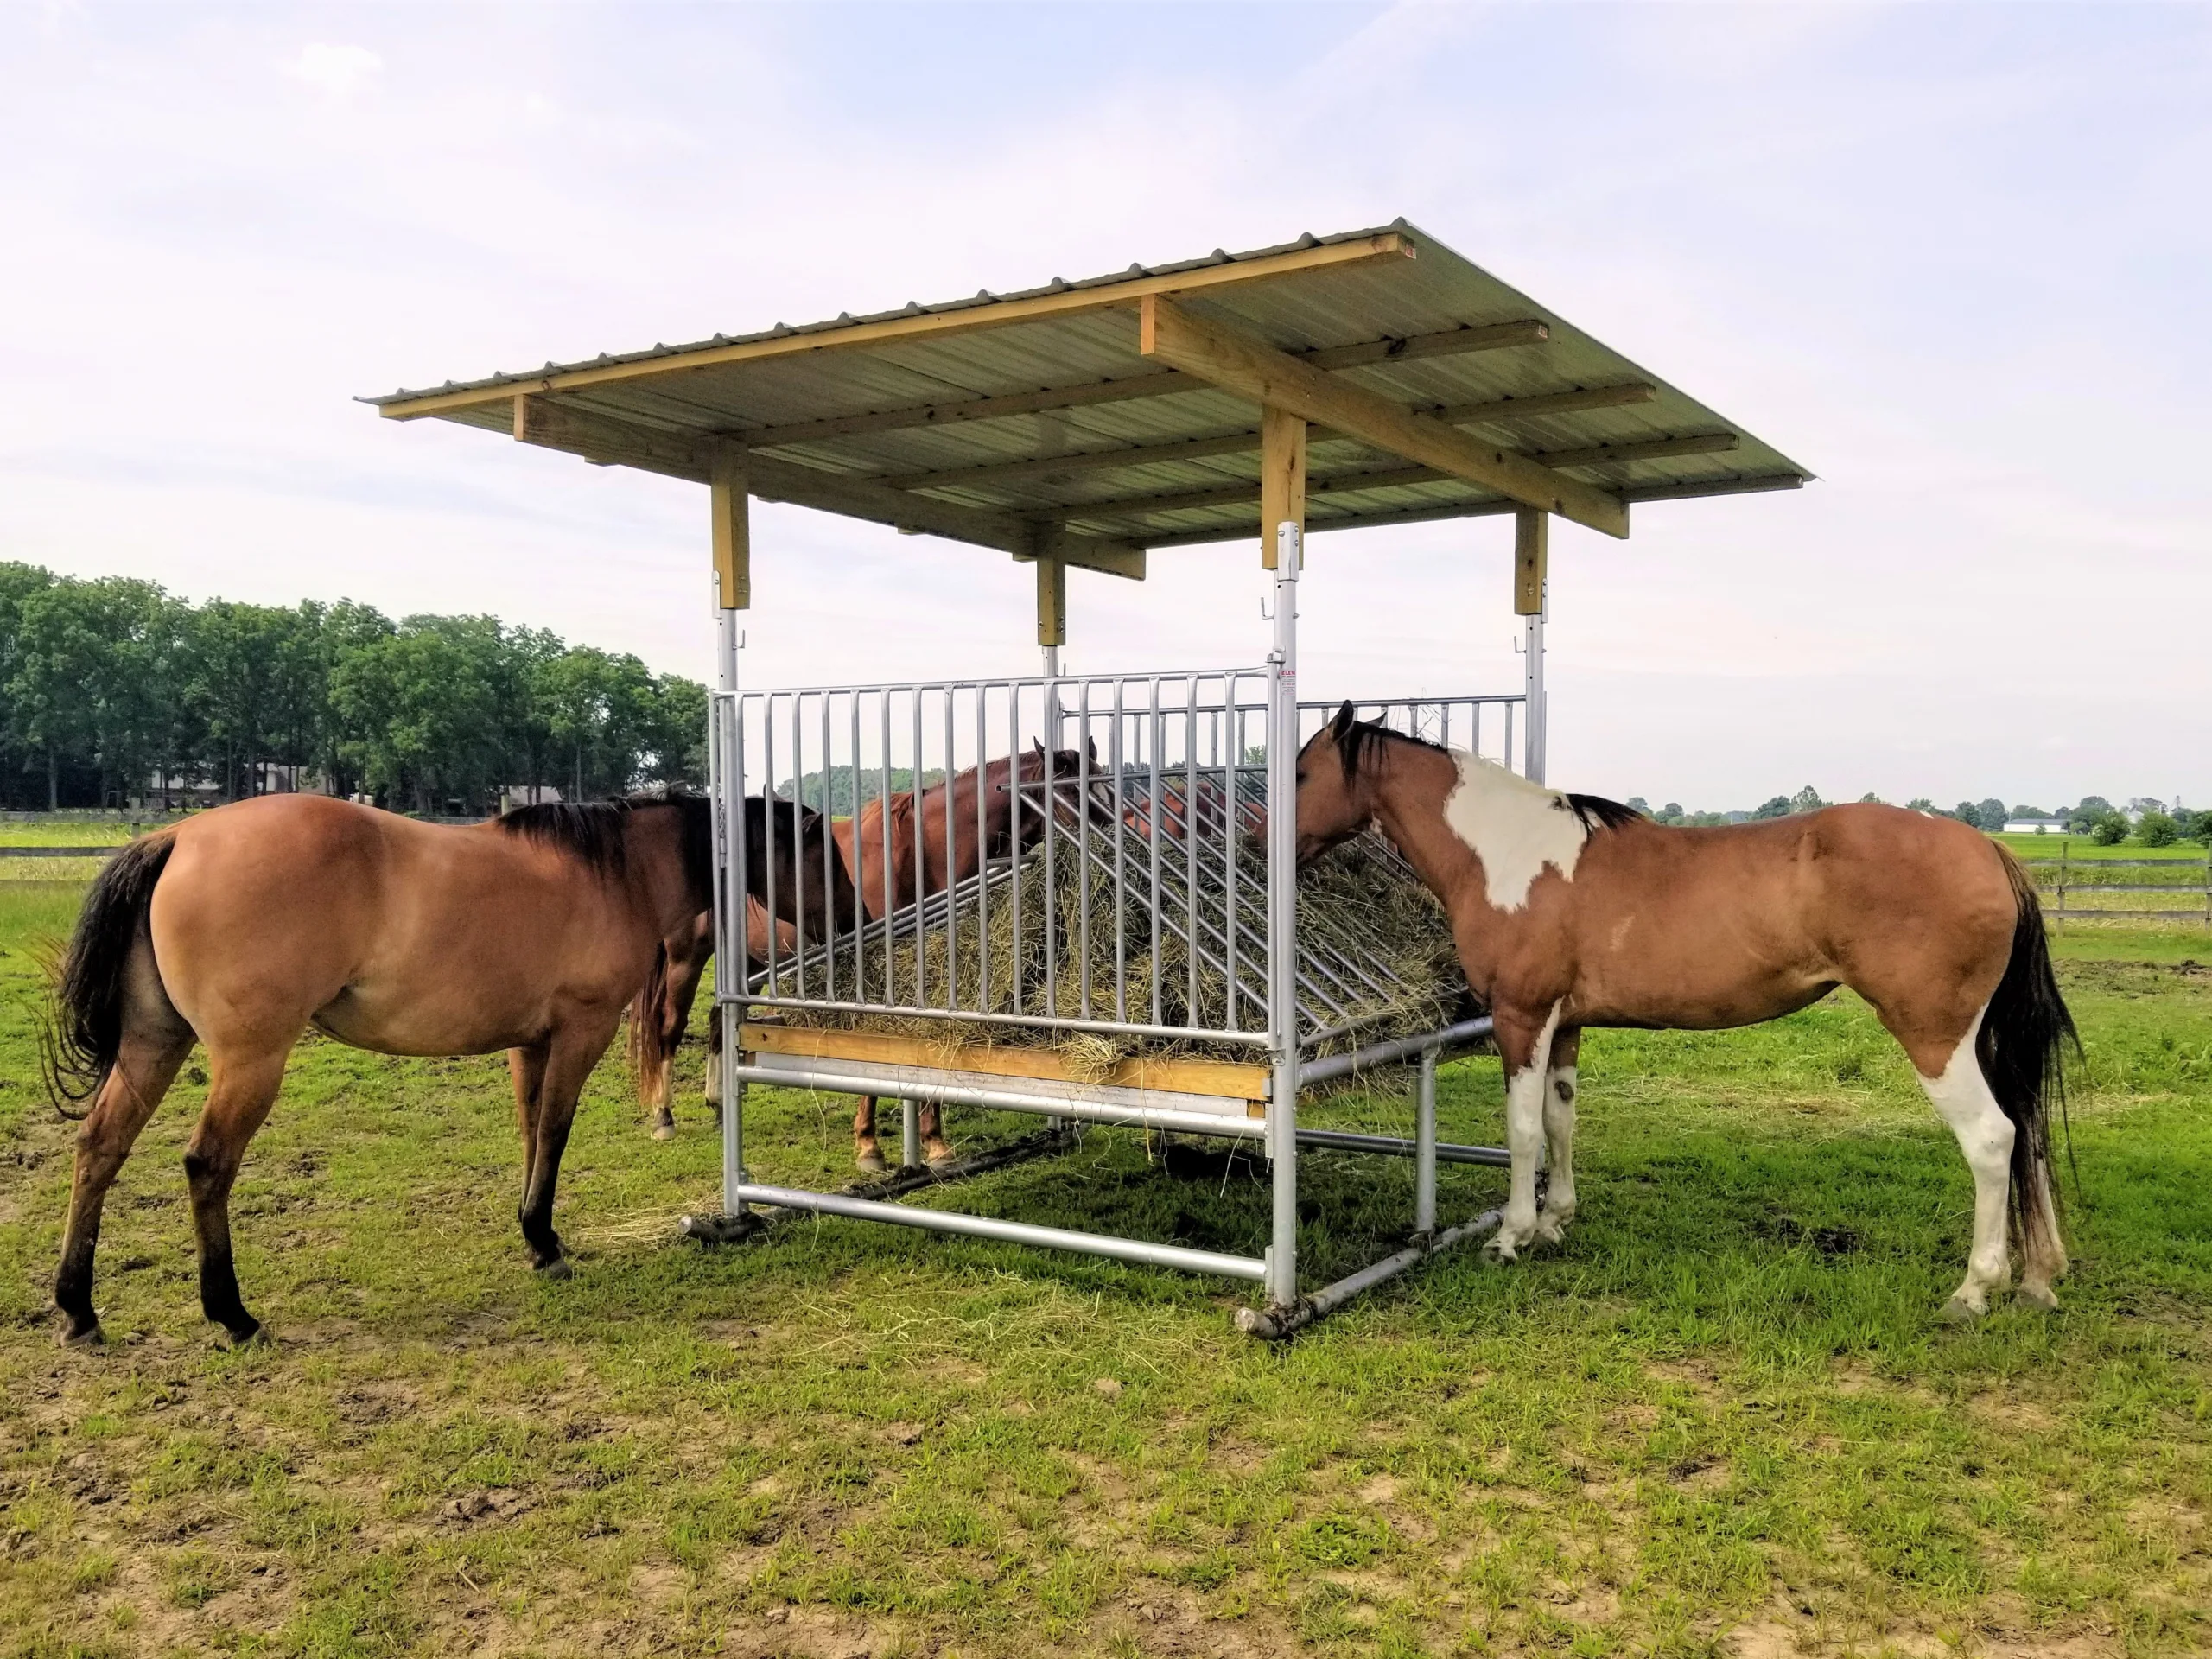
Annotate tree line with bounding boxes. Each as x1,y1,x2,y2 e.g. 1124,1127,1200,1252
1627,787,2210,846
0,561,707,815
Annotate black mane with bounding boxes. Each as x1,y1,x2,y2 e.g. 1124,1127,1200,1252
1329,707,1643,836
498,793,716,906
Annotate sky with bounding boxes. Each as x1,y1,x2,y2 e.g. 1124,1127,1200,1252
2,1,2207,810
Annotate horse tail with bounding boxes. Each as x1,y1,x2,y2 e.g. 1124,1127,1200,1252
42,834,176,1118
1975,847,2081,1259
628,940,674,1108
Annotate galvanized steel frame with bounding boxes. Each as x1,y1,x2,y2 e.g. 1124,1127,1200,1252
708,537,1524,1332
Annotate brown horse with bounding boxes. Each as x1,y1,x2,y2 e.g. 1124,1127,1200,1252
1294,704,2077,1319
629,745,1103,1168
44,792,848,1346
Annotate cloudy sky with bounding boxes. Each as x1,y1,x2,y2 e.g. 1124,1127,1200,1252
3,2,2206,810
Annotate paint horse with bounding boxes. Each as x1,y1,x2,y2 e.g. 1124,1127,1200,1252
1293,704,2077,1319
631,745,1103,1169
45,792,847,1346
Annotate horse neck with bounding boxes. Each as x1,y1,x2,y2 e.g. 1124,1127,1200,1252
625,805,707,938
1362,743,1488,899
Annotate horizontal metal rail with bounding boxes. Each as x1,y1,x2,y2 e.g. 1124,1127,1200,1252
1236,1204,1505,1338
728,1063,1268,1139
730,1183,1269,1282
1297,1128,1509,1167
1300,1016,1496,1078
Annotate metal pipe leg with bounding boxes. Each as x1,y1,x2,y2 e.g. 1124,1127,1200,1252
721,1001,746,1214
900,1097,920,1170
1415,1047,1437,1236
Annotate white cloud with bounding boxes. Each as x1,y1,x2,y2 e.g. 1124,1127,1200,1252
284,41,381,97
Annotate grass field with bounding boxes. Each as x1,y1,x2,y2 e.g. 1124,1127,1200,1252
0,882,2208,1657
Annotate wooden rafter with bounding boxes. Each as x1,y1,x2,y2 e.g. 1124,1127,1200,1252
1044,435,1740,528
513,397,1144,578
1138,296,1629,538
881,381,1667,494
723,318,1550,452
379,233,1415,420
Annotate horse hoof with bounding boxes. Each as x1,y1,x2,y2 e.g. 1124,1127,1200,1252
651,1123,677,1142
2017,1282,2060,1313
855,1150,887,1174
1484,1236,1522,1263
1939,1295,1984,1324
224,1320,270,1350
58,1318,104,1349
535,1256,573,1281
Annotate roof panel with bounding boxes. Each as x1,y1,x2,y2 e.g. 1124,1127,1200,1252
370,221,1809,555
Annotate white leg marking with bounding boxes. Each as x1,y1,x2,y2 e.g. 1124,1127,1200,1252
1918,1006,2013,1317
1488,1004,1561,1261
1535,1062,1578,1243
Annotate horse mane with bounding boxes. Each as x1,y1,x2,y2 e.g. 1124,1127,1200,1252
1564,793,1643,834
498,793,715,903
1332,712,1643,837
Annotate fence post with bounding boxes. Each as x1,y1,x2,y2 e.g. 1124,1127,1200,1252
2056,836,2069,931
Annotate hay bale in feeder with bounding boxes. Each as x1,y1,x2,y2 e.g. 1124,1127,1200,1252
772,823,1472,1079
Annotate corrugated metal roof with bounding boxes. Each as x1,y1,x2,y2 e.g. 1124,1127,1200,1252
369,221,1810,554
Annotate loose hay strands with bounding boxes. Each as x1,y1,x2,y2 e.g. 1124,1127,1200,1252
772,808,1471,1084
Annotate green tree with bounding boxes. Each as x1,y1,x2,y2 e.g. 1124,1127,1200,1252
1977,798,2007,830
1953,801,1983,827
1658,801,1683,823
1789,785,1823,814
2068,796,2113,832
1751,796,1791,820
2134,810,2179,848
2090,810,2130,846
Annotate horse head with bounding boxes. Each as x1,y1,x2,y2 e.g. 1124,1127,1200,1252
1294,701,1382,867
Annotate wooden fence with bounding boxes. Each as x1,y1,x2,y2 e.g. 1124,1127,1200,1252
2018,842,2212,925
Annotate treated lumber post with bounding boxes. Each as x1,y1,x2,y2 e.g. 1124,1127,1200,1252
1260,405,1306,569
1036,556,1067,649
710,447,750,610
1514,506,1547,616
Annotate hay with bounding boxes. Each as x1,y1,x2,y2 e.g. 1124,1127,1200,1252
772,824,1470,1075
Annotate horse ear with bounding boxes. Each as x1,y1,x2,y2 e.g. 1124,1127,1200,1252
1331,700,1357,738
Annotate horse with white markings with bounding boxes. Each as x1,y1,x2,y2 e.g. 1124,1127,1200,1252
1293,703,2077,1319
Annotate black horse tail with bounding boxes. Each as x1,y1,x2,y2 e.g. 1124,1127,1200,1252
1976,848,2082,1258
41,834,175,1118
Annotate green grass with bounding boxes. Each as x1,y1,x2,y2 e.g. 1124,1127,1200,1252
1,886,2208,1656
0,820,159,848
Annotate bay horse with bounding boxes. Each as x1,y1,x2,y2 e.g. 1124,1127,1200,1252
43,791,849,1346
629,744,1103,1170
1294,704,2077,1319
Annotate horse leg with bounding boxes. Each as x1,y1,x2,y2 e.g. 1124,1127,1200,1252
1486,1001,1561,1262
54,1023,194,1345
518,1020,619,1278
918,1100,956,1170
854,1096,887,1173
2020,1169,2069,1310
1912,1007,2017,1319
702,1014,724,1125
1535,1027,1582,1244
181,1043,294,1344
510,1042,549,1191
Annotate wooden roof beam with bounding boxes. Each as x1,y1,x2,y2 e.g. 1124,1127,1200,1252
884,382,1662,494
513,397,1143,578
732,319,1550,450
1137,296,1629,538
1052,435,1738,528
381,232,1416,420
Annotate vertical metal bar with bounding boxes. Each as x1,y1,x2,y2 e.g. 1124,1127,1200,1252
715,609,746,1217
1184,676,1201,1026
1110,677,1128,1023
1042,680,1058,1020
944,688,957,1005
1415,1047,1438,1235
760,699,779,995
1010,683,1025,1016
1523,604,1546,785
1266,524,1302,1310
821,691,835,1000
1147,683,1163,1026
912,690,926,1008
848,691,862,987
1223,676,1241,1033
788,693,805,995
901,1096,920,1169
1077,678,1094,1018
976,685,989,1010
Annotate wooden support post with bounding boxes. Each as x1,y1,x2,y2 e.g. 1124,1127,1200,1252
711,448,750,610
1514,506,1547,615
1036,556,1066,648
1260,405,1306,569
